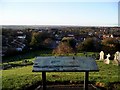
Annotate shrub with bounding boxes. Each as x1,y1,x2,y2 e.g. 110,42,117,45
52,42,75,55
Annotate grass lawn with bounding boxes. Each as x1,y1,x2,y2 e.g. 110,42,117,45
1,52,99,70
2,60,120,90
2,50,98,63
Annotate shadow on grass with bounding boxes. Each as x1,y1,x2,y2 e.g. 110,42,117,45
25,80,108,90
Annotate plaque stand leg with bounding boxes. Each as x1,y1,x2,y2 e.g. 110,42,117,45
84,71,89,90
42,72,46,90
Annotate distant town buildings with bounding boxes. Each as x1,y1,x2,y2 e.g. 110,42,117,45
2,26,120,56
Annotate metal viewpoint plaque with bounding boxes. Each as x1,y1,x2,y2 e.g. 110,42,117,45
32,56,99,72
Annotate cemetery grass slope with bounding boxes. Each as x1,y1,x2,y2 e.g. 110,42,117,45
2,61,120,90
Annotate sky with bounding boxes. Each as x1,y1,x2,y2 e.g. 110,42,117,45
118,1,120,26
0,0,119,26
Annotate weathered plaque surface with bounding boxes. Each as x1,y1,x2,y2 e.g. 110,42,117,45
32,56,99,72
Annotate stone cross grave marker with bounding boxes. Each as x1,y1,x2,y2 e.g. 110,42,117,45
104,54,110,64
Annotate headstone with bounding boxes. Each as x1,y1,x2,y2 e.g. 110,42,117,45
104,54,110,64
99,51,104,60
113,51,120,66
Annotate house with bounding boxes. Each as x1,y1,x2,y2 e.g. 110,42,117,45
103,34,114,39
17,35,26,39
16,48,22,51
75,34,87,42
17,31,23,34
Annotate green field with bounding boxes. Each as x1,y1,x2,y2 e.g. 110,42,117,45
2,60,120,90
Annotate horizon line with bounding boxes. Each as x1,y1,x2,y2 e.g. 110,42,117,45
1,24,119,27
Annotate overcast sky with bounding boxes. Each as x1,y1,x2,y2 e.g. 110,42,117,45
0,0,119,26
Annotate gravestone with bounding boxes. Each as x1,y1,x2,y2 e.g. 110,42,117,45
113,51,120,66
104,54,110,64
99,51,104,60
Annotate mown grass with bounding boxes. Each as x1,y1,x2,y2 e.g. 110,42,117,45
2,50,98,63
2,51,98,65
2,60,120,90
2,66,41,90
1,52,99,70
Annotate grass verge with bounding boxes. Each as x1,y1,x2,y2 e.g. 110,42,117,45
2,61,120,90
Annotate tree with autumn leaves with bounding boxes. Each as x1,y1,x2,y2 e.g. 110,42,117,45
101,38,120,54
52,37,76,55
